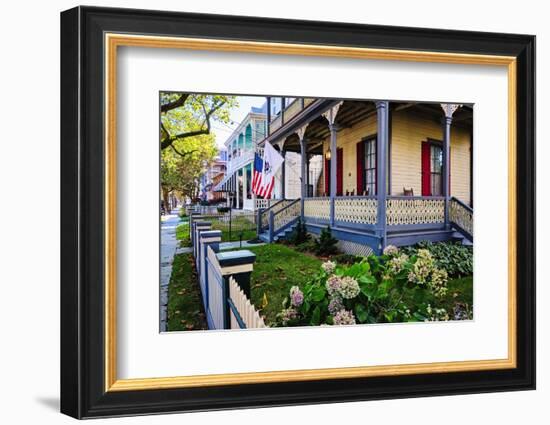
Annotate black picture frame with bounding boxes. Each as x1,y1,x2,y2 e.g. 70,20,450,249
60,6,536,419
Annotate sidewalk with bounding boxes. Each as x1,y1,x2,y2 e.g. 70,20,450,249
160,209,181,332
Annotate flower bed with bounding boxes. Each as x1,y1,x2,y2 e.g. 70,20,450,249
275,245,472,327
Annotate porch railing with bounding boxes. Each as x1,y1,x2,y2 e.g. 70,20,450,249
386,196,445,226
269,199,301,241
303,197,330,221
257,199,291,233
335,196,378,225
449,197,473,240
255,198,274,210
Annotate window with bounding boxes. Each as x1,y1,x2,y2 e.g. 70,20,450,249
430,144,443,196
364,138,376,195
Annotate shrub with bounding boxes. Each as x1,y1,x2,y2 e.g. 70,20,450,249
276,247,457,327
314,226,339,256
332,253,363,265
287,218,310,245
295,240,316,253
217,206,230,213
401,241,473,278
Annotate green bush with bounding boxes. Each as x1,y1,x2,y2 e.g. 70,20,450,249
332,253,364,265
276,248,454,327
314,226,339,256
401,241,473,278
295,240,316,253
287,218,310,245
217,206,230,213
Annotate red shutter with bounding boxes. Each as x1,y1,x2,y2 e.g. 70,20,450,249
336,148,343,196
421,141,431,196
324,157,330,196
356,141,364,195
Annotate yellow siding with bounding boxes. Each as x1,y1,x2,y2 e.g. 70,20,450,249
322,113,377,195
390,110,471,203
319,109,471,204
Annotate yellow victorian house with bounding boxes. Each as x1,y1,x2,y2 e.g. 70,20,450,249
257,97,473,256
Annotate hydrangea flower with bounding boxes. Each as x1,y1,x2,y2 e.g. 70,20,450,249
328,296,344,315
387,253,409,276
321,260,336,274
338,276,360,299
429,268,448,297
408,249,435,285
333,309,356,326
326,275,342,297
278,307,298,325
383,245,399,256
289,285,304,307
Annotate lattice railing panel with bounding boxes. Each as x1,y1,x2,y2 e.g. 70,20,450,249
273,201,301,230
260,199,291,229
304,198,330,221
334,197,377,224
450,198,473,237
386,198,445,225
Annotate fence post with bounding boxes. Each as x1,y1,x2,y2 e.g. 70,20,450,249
198,230,222,313
216,250,256,329
194,221,211,269
268,211,275,242
190,212,202,244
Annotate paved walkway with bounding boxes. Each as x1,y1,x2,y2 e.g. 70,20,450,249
160,210,182,332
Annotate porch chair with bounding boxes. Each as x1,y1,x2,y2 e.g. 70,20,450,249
403,187,414,196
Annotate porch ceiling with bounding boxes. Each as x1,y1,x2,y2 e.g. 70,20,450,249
282,100,377,154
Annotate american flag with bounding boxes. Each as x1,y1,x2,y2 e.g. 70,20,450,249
256,142,284,199
252,153,264,195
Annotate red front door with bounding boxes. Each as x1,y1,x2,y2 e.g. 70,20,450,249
421,141,431,196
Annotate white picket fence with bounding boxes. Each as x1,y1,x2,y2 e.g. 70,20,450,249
228,276,266,329
192,219,266,330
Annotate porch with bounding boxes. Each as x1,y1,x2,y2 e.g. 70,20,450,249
257,98,473,255
257,195,472,255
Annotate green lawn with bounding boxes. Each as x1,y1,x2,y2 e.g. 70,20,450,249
166,253,207,331
210,215,257,242
240,244,323,326
175,221,191,247
176,216,257,244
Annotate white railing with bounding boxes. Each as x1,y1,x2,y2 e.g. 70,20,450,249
255,198,274,210
229,276,266,329
227,149,254,174
386,197,445,225
334,197,377,225
304,197,330,221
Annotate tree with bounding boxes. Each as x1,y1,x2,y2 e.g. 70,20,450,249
160,93,237,153
160,133,218,207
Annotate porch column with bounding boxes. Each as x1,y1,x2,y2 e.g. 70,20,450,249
235,169,240,209
375,100,389,249
281,149,286,199
322,102,343,228
297,125,309,220
441,104,461,228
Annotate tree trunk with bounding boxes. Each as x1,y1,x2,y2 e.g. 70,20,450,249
162,188,171,214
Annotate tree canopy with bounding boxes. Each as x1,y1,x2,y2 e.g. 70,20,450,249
159,93,238,201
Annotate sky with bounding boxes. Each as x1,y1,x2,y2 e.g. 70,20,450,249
210,95,267,148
